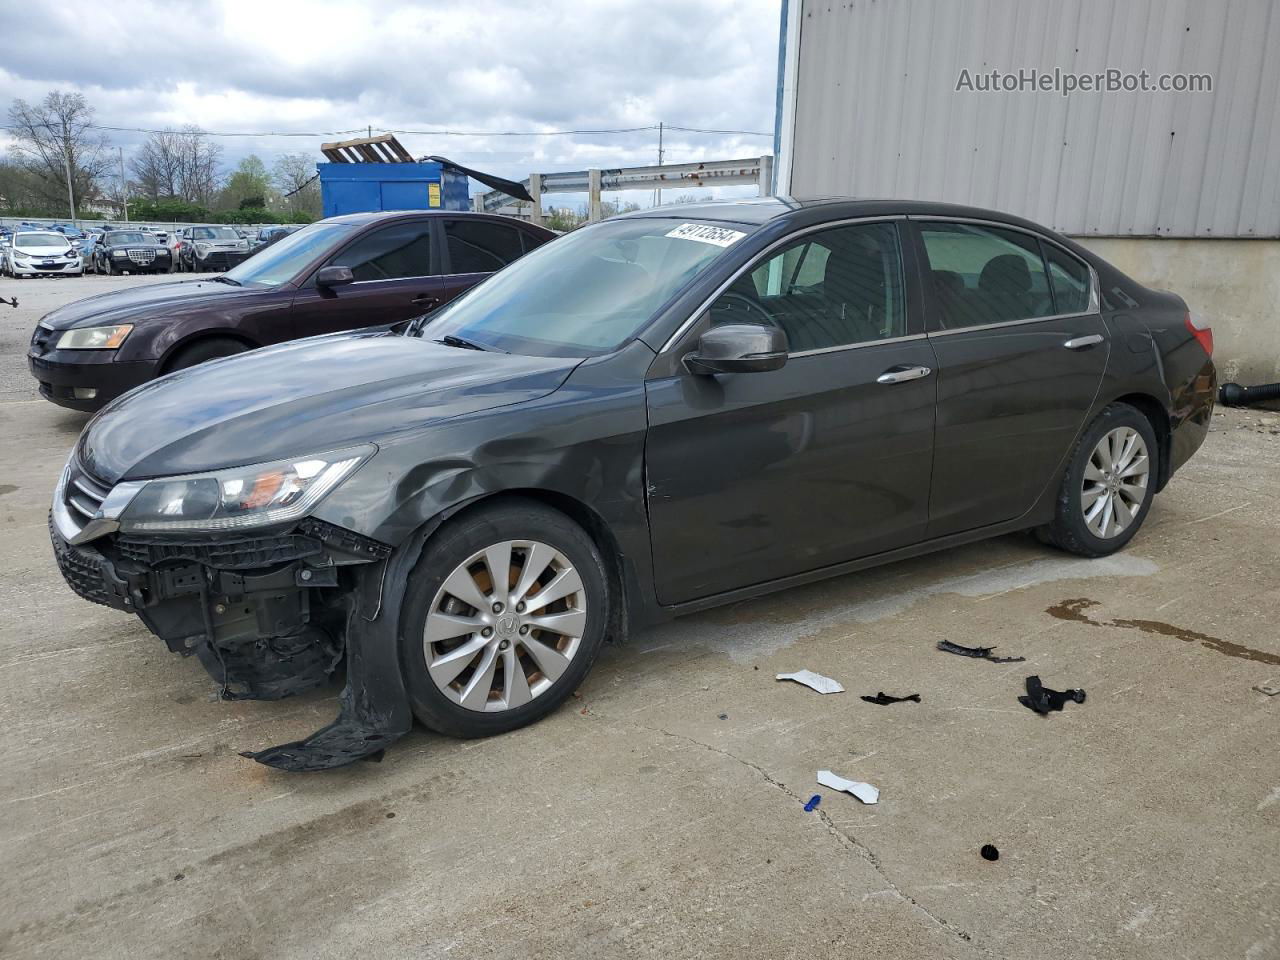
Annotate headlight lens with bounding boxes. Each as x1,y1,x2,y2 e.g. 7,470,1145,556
194,242,210,255
56,324,134,350
111,249,127,257
118,446,374,532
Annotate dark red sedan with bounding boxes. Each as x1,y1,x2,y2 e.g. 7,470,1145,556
28,210,555,411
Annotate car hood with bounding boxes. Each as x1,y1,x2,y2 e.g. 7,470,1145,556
78,333,582,484
38,278,259,330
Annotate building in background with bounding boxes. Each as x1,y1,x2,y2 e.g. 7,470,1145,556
774,0,1280,382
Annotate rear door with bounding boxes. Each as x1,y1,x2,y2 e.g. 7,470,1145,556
287,218,452,337
911,219,1108,538
644,219,937,604
435,217,538,302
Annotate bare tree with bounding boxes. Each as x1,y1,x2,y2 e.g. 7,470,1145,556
174,126,222,206
6,91,113,215
130,130,184,201
272,152,321,218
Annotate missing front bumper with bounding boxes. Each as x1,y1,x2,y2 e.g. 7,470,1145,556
49,517,415,771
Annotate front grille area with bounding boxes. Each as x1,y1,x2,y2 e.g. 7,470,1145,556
126,249,156,265
63,458,111,527
30,323,56,354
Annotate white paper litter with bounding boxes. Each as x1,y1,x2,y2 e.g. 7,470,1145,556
775,669,845,694
816,769,880,805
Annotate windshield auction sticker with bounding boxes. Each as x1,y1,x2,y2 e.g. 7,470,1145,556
665,223,747,247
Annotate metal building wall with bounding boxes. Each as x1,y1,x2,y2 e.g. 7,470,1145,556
778,0,1280,237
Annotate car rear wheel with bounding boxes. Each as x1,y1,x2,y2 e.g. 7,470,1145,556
1041,403,1158,557
165,337,250,372
399,500,610,738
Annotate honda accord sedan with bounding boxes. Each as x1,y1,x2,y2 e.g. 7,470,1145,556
49,197,1215,771
28,210,555,410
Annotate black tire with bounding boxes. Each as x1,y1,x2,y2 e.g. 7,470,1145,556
399,499,610,739
164,336,250,372
1040,402,1159,558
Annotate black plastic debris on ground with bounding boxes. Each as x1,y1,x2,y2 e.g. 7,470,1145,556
1018,675,1086,714
980,844,1000,862
937,639,1026,663
860,691,922,705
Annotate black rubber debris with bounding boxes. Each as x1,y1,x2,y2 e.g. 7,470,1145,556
980,844,999,862
937,640,1026,664
860,691,921,705
1017,675,1086,714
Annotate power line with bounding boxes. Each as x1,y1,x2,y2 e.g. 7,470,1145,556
0,121,772,139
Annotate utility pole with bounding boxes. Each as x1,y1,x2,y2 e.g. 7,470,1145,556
118,147,129,223
654,121,665,207
61,116,76,220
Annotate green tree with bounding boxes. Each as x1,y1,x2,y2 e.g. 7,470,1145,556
217,155,272,212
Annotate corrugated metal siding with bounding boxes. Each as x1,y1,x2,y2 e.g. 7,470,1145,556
785,0,1280,237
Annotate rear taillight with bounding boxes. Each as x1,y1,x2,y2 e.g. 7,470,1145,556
1185,311,1213,357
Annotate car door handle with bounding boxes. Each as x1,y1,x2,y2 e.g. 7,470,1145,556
1063,334,1104,350
412,294,441,306
877,364,932,384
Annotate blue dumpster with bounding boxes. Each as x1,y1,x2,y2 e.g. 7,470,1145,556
318,160,470,217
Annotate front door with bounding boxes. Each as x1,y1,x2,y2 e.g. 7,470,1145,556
911,220,1110,538
644,219,937,605
288,218,455,337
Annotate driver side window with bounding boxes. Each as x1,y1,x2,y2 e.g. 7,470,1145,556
708,222,905,353
327,221,433,282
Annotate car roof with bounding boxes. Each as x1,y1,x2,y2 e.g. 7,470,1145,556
615,196,1063,234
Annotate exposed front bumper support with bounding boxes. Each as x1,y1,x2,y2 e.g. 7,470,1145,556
241,528,431,772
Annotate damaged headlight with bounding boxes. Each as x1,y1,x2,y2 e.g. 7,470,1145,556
118,445,374,532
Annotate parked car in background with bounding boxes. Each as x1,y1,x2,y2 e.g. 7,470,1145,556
42,197,1215,770
28,210,555,410
2,230,82,278
176,225,251,272
79,232,104,271
92,230,174,275
254,225,299,251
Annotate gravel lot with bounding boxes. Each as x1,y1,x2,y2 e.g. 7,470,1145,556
2,275,1278,960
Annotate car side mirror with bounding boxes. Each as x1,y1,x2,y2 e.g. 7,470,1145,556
685,322,788,375
315,265,355,290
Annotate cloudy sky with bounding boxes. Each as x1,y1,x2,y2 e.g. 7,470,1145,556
2,0,781,208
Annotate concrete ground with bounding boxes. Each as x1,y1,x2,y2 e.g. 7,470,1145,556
1,275,1278,960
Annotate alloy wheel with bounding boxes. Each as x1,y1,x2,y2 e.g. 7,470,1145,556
424,539,587,712
1081,426,1150,538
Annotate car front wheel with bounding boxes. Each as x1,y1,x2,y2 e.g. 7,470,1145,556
1041,402,1159,557
399,500,610,738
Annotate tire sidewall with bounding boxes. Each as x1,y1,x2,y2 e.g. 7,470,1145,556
398,501,610,738
1056,404,1159,555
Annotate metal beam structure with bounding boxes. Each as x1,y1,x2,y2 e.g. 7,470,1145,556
475,156,773,222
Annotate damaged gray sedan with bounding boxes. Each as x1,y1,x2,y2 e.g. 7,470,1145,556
49,198,1215,770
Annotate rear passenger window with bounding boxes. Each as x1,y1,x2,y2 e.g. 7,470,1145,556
710,221,905,353
1044,244,1092,314
918,223,1054,329
444,220,525,274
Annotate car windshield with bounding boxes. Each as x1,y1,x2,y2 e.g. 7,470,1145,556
192,226,239,240
16,233,69,249
417,217,750,357
107,232,149,244
222,222,356,288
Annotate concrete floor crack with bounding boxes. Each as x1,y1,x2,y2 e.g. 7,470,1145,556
635,722,978,950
